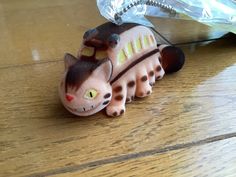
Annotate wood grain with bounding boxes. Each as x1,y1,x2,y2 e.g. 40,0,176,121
0,0,228,68
52,138,236,177
0,0,105,67
1,37,236,176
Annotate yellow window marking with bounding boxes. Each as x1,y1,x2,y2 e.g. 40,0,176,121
126,42,134,58
135,37,142,52
117,49,127,65
143,35,150,47
96,50,107,60
81,46,94,57
150,35,155,44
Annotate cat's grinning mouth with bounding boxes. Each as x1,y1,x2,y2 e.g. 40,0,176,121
66,102,101,113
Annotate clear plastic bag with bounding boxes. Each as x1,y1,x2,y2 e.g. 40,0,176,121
97,0,236,33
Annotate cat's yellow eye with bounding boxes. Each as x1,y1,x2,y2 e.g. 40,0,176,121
95,50,107,60
81,46,95,57
84,89,98,100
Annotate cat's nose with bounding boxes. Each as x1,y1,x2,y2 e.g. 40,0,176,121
66,94,74,102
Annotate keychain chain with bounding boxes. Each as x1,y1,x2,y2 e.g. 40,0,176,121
114,0,175,45
114,0,176,23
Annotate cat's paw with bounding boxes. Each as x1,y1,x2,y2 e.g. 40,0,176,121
136,87,152,98
106,105,126,117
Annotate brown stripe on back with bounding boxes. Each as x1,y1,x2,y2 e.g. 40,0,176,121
110,48,159,84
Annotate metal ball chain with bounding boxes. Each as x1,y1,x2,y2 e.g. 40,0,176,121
114,0,176,23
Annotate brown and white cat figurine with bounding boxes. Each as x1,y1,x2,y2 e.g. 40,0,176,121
59,22,185,117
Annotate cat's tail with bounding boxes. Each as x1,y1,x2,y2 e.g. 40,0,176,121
158,45,185,74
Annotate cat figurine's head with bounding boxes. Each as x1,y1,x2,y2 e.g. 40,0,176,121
59,53,113,116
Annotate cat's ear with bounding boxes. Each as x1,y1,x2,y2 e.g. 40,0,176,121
107,33,120,48
83,28,98,41
92,59,113,82
64,53,77,70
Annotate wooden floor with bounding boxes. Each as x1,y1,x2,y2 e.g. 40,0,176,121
1,0,236,176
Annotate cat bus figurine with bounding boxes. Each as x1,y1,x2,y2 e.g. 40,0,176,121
59,22,185,117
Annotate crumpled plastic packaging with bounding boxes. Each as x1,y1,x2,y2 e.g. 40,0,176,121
97,0,236,33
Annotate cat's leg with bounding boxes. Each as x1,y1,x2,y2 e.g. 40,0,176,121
106,81,127,117
126,75,137,103
155,64,165,81
146,61,156,87
154,53,165,81
135,66,152,98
